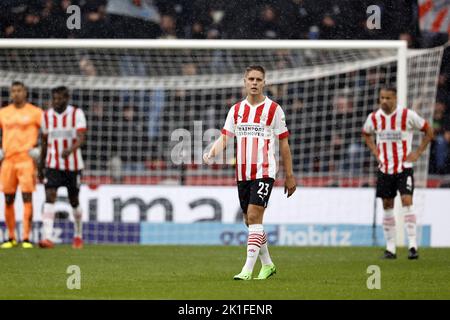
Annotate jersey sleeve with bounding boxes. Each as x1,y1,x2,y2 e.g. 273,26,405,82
362,113,375,134
273,105,289,139
41,111,48,134
408,109,428,132
75,109,87,132
221,105,235,137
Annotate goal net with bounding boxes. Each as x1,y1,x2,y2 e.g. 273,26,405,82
0,40,444,246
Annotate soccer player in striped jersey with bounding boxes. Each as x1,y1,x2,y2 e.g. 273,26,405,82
204,65,297,280
362,87,433,260
38,86,87,249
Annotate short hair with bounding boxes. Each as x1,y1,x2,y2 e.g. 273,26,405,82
245,65,266,77
51,86,69,98
380,86,397,95
11,81,26,88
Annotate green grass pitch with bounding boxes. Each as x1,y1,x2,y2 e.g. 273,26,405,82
1,245,449,299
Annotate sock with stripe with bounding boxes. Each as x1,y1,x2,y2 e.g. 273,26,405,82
382,208,396,254
402,206,417,249
42,203,55,240
23,202,33,241
73,206,83,238
259,231,273,266
243,224,264,273
5,204,16,241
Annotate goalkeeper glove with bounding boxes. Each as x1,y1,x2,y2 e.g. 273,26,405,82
28,147,41,161
0,149,3,161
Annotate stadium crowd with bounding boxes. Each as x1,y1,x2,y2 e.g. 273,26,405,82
0,0,449,177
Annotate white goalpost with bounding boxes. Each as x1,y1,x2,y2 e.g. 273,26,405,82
0,39,444,246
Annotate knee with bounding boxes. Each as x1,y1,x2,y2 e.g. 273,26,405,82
247,212,258,225
243,214,249,227
69,198,79,208
383,199,394,210
22,193,32,203
45,190,57,203
401,197,413,207
5,194,15,206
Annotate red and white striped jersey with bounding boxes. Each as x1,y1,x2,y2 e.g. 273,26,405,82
222,97,289,181
42,105,87,171
363,105,429,175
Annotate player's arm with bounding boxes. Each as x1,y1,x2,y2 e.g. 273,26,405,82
362,132,381,166
405,123,434,162
280,137,296,197
203,134,229,164
204,106,234,164
38,133,48,182
0,114,3,161
0,131,3,161
62,130,86,159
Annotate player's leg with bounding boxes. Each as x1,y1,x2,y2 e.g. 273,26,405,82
243,212,273,272
234,180,253,280
376,171,397,258
1,160,19,248
68,171,83,249
398,169,418,259
17,159,37,248
238,204,265,277
39,168,62,248
235,178,275,280
39,187,57,248
21,192,33,248
381,198,396,258
1,194,18,248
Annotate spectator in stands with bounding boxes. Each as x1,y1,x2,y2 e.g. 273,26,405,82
159,14,178,39
9,7,46,38
106,0,161,38
86,101,109,171
79,56,97,76
113,105,150,172
78,0,114,38
430,101,450,174
253,5,284,39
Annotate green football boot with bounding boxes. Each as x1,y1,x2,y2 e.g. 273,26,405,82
1,239,17,249
233,269,252,280
255,264,277,280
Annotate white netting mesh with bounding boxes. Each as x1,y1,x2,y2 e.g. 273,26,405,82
1,43,442,187
0,41,444,246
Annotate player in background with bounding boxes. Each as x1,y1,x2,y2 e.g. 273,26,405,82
204,65,296,280
38,86,87,249
362,87,433,259
0,81,42,249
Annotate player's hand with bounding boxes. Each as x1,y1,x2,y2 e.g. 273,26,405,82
374,150,382,166
203,152,213,165
37,167,45,183
405,151,420,163
62,148,72,159
284,175,296,198
28,147,40,161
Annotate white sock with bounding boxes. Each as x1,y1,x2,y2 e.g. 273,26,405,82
243,224,264,273
73,206,83,238
259,231,273,266
402,206,417,249
42,203,55,240
382,208,396,254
